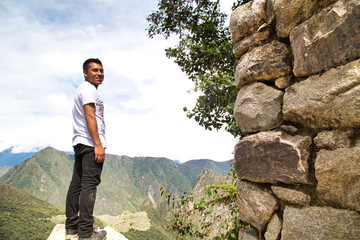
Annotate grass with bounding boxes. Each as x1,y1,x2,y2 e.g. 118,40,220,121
0,184,63,240
0,184,105,240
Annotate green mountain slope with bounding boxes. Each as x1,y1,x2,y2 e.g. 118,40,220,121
123,202,176,240
0,184,63,240
0,147,232,215
123,170,228,240
179,159,233,186
96,154,194,214
0,166,11,177
0,147,73,207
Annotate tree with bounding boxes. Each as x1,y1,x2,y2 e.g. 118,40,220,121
147,0,250,137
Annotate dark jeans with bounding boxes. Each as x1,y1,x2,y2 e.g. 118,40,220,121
65,144,104,237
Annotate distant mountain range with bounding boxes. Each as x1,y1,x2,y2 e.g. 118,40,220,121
0,147,233,215
0,147,37,167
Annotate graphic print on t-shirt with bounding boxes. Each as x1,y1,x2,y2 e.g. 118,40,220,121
96,96,105,135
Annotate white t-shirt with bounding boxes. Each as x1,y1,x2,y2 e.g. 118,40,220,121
72,81,106,148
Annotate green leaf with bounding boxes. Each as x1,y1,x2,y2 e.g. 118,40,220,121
147,0,242,137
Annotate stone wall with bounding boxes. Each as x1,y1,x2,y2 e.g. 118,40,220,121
230,0,360,239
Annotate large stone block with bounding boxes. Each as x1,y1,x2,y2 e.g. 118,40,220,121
315,146,360,211
272,0,337,38
281,206,360,240
264,213,282,240
234,82,283,133
283,59,360,129
234,131,312,184
230,0,267,43
290,0,360,77
236,180,279,232
233,30,270,59
235,41,291,87
271,186,310,206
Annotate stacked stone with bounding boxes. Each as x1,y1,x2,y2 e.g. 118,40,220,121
230,0,360,239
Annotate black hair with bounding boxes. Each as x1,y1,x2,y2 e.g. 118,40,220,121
83,58,102,72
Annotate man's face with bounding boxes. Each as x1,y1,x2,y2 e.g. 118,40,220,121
83,62,104,88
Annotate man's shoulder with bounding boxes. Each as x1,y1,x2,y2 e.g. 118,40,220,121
78,81,95,89
77,81,96,93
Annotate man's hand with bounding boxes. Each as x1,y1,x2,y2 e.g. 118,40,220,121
94,144,105,163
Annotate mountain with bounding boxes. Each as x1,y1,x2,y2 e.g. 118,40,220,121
123,201,178,240
124,169,231,240
179,159,233,187
0,184,63,240
0,147,74,207
0,147,37,167
180,169,238,239
0,147,232,215
0,166,11,177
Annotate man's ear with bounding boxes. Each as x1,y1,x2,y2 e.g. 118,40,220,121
83,70,88,79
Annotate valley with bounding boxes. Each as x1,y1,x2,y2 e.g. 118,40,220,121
0,147,232,239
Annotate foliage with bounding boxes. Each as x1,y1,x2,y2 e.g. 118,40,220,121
147,0,250,137
0,184,105,240
160,165,251,239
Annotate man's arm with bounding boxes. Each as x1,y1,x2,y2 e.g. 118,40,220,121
84,103,105,163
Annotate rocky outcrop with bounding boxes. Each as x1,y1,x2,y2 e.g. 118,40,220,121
47,224,129,240
230,0,360,238
98,211,151,233
172,169,237,239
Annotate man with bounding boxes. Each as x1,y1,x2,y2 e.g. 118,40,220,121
65,58,107,240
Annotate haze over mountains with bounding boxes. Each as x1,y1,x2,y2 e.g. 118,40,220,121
0,147,232,215
0,147,37,167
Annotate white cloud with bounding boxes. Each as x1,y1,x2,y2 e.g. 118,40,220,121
0,0,237,162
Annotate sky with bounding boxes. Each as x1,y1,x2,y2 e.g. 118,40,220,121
0,0,238,163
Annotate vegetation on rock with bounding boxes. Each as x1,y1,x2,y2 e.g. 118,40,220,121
160,167,252,239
